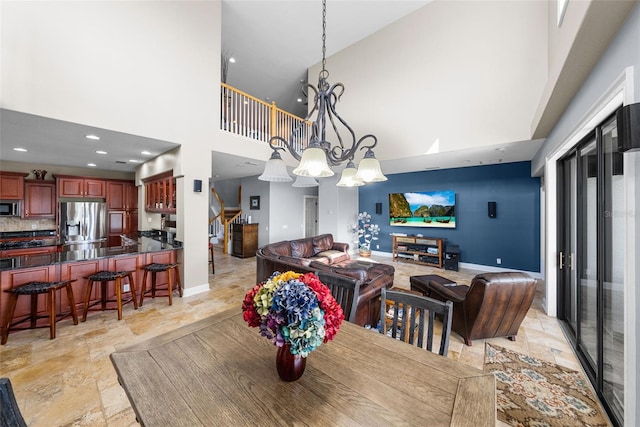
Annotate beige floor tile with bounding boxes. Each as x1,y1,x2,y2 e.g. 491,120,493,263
0,248,593,425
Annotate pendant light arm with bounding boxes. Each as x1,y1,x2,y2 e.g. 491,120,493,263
268,136,302,162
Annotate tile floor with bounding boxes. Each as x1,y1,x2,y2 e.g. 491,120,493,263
0,248,597,426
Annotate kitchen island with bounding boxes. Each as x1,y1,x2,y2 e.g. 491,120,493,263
0,233,183,334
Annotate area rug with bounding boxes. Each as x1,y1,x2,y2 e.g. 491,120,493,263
484,343,610,427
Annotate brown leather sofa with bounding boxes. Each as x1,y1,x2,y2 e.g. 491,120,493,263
256,234,395,326
426,272,536,346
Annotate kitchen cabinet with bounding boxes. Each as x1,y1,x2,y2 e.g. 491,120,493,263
0,246,57,258
56,175,106,199
107,181,137,210
232,223,258,258
126,183,139,211
0,172,28,200
24,180,56,218
126,210,138,234
107,181,138,244
107,181,126,210
143,171,176,214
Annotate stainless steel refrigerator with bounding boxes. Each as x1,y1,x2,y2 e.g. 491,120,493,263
59,201,107,249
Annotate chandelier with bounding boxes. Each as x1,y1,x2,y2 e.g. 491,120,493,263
258,0,387,187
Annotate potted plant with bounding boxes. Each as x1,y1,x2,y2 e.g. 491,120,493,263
349,211,380,257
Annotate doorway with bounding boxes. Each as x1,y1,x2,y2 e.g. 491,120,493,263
557,112,624,425
304,196,318,238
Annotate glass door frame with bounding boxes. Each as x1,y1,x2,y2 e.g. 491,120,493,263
556,111,622,426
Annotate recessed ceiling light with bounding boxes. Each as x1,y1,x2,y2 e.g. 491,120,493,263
13,147,27,152
128,159,141,163
229,57,236,63
141,150,152,155
87,163,97,167
85,134,100,140
96,150,107,155
297,98,302,103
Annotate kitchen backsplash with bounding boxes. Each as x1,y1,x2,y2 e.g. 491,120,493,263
0,218,56,233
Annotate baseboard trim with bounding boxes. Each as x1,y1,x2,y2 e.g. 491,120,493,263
369,251,543,279
182,283,210,297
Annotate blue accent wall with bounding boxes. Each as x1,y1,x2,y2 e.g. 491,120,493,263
359,161,540,272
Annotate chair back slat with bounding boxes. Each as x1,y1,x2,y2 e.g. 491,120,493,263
316,271,360,323
380,288,453,357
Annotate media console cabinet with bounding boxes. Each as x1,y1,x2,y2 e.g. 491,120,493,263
391,235,446,268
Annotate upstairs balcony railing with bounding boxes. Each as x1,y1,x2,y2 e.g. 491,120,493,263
220,83,310,155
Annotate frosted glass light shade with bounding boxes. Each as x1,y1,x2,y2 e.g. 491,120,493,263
258,152,292,182
292,175,319,187
336,163,364,187
356,154,387,183
293,147,334,177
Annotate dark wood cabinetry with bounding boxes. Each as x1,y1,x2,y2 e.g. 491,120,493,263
232,223,258,258
23,180,56,218
143,171,176,214
0,172,27,200
0,246,57,258
107,181,138,245
392,235,445,268
107,181,126,210
57,176,106,198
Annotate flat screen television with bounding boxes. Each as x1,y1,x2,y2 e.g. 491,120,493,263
389,190,456,228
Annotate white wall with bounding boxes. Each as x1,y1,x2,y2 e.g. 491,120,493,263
240,176,270,247
317,176,358,251
308,0,547,162
267,181,319,244
1,1,220,148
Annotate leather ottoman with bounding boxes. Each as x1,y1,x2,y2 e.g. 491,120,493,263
410,274,462,299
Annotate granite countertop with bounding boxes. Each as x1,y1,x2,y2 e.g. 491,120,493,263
0,233,182,271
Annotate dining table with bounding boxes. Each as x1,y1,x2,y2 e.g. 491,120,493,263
110,307,496,426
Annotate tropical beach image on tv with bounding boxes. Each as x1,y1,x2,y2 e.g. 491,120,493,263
389,190,456,228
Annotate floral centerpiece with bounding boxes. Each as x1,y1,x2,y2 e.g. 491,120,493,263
349,211,380,254
242,271,344,358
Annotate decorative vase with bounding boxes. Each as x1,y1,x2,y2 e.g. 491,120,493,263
359,249,372,257
32,169,47,180
276,343,306,382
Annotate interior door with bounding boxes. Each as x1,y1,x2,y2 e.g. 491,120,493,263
304,196,318,238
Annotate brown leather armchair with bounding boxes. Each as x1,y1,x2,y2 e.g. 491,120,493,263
427,272,536,346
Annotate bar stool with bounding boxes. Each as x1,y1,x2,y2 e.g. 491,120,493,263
82,271,138,321
209,243,215,273
139,263,182,306
1,279,78,345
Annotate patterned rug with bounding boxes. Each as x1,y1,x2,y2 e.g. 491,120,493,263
484,344,611,427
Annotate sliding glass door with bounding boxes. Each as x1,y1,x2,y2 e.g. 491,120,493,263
557,113,624,426
601,118,624,420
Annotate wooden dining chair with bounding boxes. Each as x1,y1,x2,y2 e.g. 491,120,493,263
316,271,360,323
380,288,453,356
0,378,27,427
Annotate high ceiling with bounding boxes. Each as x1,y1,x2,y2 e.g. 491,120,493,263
1,0,545,179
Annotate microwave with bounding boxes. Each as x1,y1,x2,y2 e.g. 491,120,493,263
0,200,21,216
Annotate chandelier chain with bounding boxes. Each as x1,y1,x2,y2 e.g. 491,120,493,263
322,0,327,74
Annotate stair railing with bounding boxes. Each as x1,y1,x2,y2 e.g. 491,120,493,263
221,83,310,153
